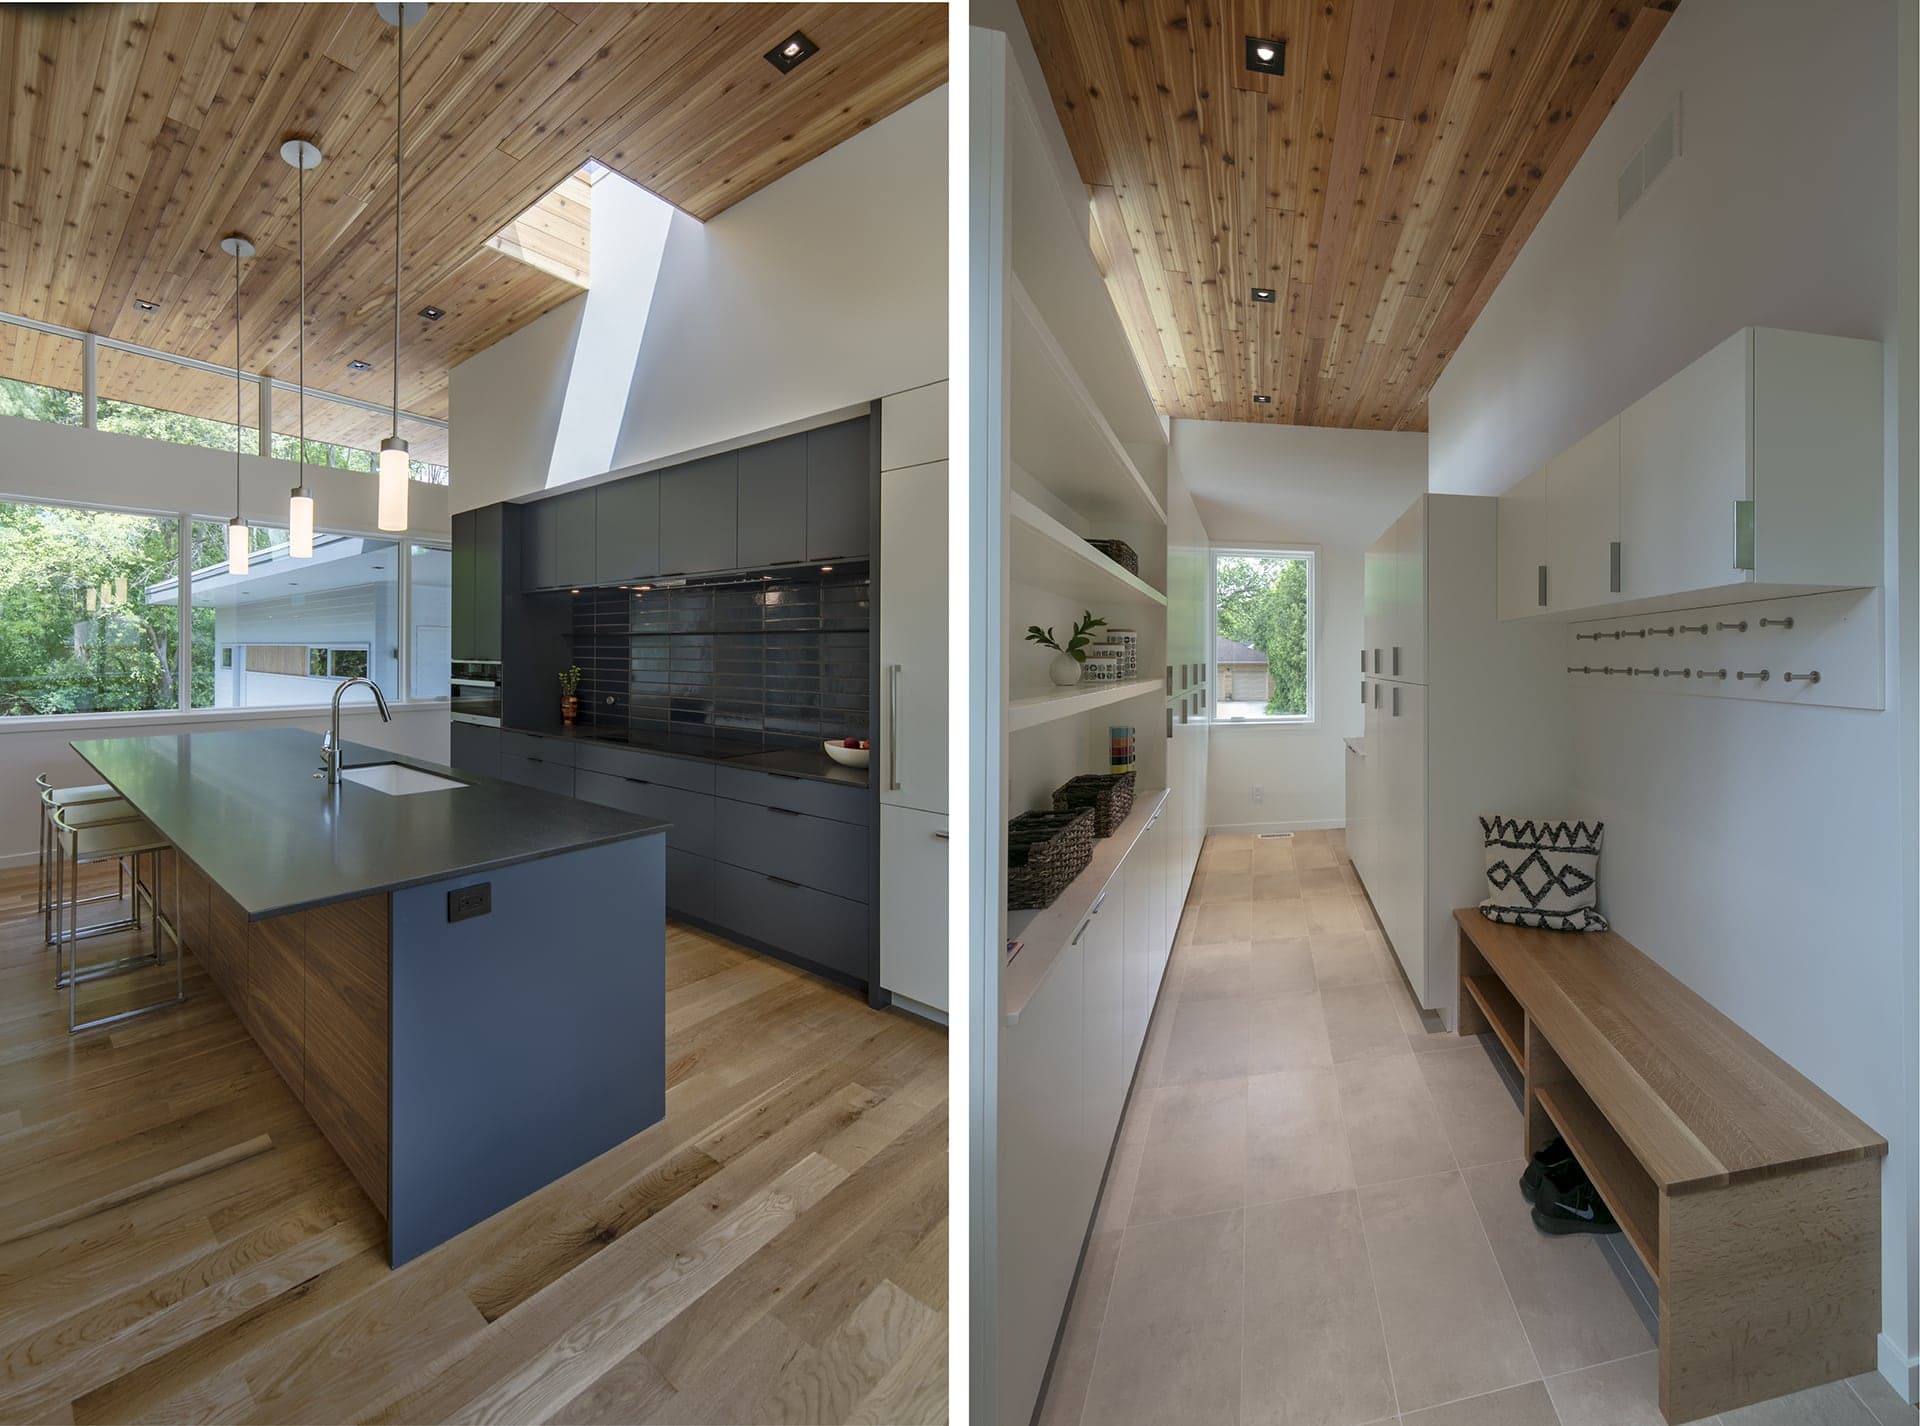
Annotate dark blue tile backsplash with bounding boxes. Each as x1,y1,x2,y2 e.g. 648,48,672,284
570,570,871,751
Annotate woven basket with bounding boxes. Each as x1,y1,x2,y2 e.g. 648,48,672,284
1086,538,1139,575
1051,771,1136,838
1008,807,1095,909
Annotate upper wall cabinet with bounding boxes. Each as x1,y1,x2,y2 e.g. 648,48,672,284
520,489,596,592
1498,328,1883,620
595,474,661,585
736,433,809,569
451,504,507,661
658,452,739,576
806,418,872,562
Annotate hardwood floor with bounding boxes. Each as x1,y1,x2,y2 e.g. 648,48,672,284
0,864,947,1424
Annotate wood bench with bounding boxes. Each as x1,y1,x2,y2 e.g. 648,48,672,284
1454,908,1887,1423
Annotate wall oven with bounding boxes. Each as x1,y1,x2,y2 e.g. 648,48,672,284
450,661,503,726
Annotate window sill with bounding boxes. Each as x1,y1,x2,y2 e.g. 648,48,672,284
1210,716,1320,732
0,701,448,736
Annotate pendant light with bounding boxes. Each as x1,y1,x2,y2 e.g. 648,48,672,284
280,138,323,557
375,2,426,533
218,235,256,574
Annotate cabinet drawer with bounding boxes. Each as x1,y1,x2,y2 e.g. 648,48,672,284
449,723,501,780
714,797,870,903
574,770,714,858
497,754,574,797
665,848,714,923
712,766,870,826
571,740,715,794
710,862,869,981
500,730,574,765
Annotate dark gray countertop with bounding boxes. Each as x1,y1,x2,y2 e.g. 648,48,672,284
524,724,870,789
73,728,668,920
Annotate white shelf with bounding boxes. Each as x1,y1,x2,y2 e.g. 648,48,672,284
1008,677,1162,732
1004,787,1169,1025
1011,491,1168,607
1009,277,1168,530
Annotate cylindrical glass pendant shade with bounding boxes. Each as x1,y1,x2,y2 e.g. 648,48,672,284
289,489,314,558
228,517,250,575
378,437,410,532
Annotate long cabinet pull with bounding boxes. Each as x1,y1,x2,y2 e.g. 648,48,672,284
1537,564,1548,608
1391,646,1401,676
1609,541,1622,594
1071,917,1092,946
932,830,950,840
887,664,902,792
766,874,803,889
1090,890,1107,915
767,806,803,817
1391,686,1401,717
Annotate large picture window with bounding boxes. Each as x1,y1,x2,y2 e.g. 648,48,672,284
1211,548,1315,724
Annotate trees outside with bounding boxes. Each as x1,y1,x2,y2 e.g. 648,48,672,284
1214,554,1310,717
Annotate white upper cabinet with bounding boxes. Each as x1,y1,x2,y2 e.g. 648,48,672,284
1496,467,1548,620
1393,498,1427,684
1546,419,1624,613
1500,328,1883,620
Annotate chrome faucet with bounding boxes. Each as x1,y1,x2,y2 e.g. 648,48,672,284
321,676,392,783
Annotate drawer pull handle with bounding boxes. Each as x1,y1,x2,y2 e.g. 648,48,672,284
766,874,803,889
768,806,803,817
932,830,949,840
1090,891,1107,915
1071,917,1092,946
622,776,650,786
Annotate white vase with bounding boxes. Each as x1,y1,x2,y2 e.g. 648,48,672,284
1049,653,1083,687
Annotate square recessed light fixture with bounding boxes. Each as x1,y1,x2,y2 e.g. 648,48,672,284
133,299,158,311
1253,394,1273,405
765,31,817,73
418,305,444,321
1251,286,1276,303
1245,36,1286,76
348,359,372,371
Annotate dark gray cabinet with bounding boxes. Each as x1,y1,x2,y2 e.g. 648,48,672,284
595,475,661,584
806,418,871,561
451,510,476,658
498,752,574,796
574,769,716,859
448,722,500,780
713,797,870,902
451,504,505,661
658,452,738,575
519,499,557,591
735,434,808,569
520,490,595,590
711,862,868,981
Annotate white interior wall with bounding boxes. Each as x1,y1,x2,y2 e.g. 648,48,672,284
1170,420,1427,834
1427,0,1917,1393
448,87,948,511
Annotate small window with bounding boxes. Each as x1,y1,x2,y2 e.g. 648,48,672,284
1211,549,1314,724
331,648,369,678
220,647,233,669
309,648,329,677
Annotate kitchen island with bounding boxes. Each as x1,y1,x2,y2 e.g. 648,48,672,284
72,727,670,1266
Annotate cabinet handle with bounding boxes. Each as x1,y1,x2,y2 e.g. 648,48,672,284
887,664,902,792
932,829,950,840
1373,647,1382,670
1734,499,1755,572
1391,686,1401,717
621,776,651,786
1071,916,1092,946
1165,707,1173,738
1090,890,1108,915
1165,665,1173,694
766,874,804,889
767,806,803,817
1391,646,1401,677
1537,564,1548,608
1609,541,1622,594
1372,683,1380,709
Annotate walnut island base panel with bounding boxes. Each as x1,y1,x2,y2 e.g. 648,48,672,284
75,729,670,1267
1455,908,1887,1423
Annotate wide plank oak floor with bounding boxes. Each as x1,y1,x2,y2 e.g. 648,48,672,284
0,863,947,1424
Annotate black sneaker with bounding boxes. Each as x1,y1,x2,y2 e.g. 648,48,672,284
1518,1137,1577,1205
1531,1177,1620,1236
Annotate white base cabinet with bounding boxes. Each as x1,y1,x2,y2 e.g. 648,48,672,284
878,805,948,1014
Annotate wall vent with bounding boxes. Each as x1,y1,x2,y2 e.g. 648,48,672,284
1617,94,1682,222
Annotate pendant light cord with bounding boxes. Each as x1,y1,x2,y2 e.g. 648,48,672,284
392,16,403,442
299,154,306,478
234,243,242,516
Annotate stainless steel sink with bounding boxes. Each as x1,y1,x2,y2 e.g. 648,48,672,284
338,763,468,795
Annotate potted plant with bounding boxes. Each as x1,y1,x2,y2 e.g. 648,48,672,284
1026,610,1108,687
559,665,581,725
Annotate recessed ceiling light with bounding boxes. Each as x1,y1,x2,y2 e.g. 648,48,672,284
765,31,817,73
1253,394,1273,404
348,359,372,371
133,299,158,311
819,565,834,572
1251,287,1276,303
418,306,444,321
1245,36,1286,76
570,588,581,595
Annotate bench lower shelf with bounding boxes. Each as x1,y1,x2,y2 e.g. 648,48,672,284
1532,1079,1661,1282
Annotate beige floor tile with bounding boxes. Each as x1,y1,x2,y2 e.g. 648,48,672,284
1094,1100,1153,1233
1543,1353,1684,1426
1252,838,1297,873
1718,1381,1881,1424
1179,941,1252,1001
1252,869,1302,900
1418,1045,1525,1169
1322,980,1414,1062
1310,931,1397,988
1130,1079,1247,1224
1242,1192,1396,1426
1845,1372,1918,1425
1299,865,1352,899
1246,990,1334,1074
1334,1052,1455,1185
1246,1067,1353,1205
1307,894,1368,934
1460,1162,1654,1375
1081,1210,1243,1426
1188,901,1255,945
1198,845,1253,876
1249,937,1318,997
1195,874,1253,906
1399,1381,1563,1425
1293,838,1337,869
1249,897,1311,938
1159,995,1250,1084
1035,1227,1123,1426
1356,1170,1538,1412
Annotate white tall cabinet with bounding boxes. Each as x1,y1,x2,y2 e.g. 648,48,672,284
972,28,1204,1426
878,381,949,1016
1349,495,1565,1017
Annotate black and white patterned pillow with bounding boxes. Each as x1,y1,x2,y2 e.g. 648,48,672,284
1478,814,1609,933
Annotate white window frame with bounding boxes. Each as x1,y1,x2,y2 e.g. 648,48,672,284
1208,544,1318,729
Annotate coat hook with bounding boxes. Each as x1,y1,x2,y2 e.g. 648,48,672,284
1736,669,1770,682
1565,665,1594,674
1717,620,1748,633
1647,626,1676,636
1634,667,1660,677
1680,623,1709,634
1758,616,1794,630
1662,668,1692,678
1783,670,1821,684
1698,667,1728,680
1623,629,1648,639
1576,631,1603,642
1601,665,1615,675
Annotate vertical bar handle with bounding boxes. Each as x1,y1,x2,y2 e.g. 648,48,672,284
1391,685,1401,718
1734,499,1755,572
886,664,902,792
1537,564,1548,608
1391,646,1401,677
1609,541,1622,594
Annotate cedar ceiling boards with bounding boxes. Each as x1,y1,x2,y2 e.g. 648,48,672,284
1017,0,1677,429
0,3,946,451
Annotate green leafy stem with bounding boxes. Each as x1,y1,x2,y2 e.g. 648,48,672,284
1024,610,1108,663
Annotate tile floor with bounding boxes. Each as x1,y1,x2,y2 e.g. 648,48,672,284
1035,829,1915,1426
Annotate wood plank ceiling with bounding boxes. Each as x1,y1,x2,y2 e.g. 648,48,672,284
0,3,946,461
1019,0,1677,429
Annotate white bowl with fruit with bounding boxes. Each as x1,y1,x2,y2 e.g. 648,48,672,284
824,737,871,768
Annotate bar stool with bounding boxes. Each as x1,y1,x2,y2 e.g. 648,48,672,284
47,805,183,1034
35,774,133,940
